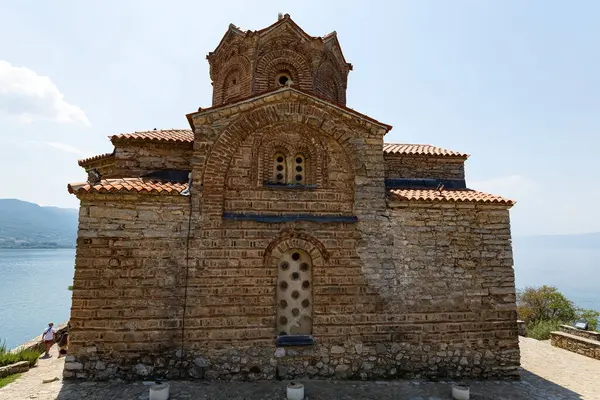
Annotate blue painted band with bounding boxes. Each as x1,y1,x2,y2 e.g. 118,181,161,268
275,335,315,346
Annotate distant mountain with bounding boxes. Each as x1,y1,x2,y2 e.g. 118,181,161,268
0,199,78,249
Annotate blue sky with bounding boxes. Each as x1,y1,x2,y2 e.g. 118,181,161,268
0,0,598,236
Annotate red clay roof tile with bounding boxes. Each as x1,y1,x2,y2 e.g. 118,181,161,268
110,129,193,143
388,189,514,206
383,144,468,158
77,152,114,166
67,178,187,195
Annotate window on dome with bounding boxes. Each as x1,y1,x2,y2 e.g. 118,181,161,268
276,72,292,86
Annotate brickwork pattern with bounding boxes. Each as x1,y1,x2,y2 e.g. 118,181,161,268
384,154,465,180
208,16,350,106
112,141,192,177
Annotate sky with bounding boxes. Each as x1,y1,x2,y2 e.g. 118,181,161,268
0,0,598,236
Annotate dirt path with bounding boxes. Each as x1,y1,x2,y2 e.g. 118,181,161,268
0,337,598,399
0,345,64,399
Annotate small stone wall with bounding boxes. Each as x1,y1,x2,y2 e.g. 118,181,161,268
0,361,30,379
558,325,600,342
550,331,600,360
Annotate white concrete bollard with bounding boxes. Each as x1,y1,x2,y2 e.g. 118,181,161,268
286,381,305,400
452,384,470,400
149,382,170,400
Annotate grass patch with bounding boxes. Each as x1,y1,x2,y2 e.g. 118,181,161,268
527,320,562,340
0,373,22,388
0,341,40,368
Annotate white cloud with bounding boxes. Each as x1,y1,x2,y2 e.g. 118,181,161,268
0,60,90,125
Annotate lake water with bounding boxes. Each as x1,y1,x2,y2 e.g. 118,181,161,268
0,249,75,349
513,243,600,316
0,246,597,349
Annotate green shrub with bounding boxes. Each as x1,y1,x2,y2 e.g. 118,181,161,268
15,350,41,367
527,320,561,340
0,340,40,368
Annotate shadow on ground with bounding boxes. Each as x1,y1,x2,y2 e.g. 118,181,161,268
55,368,583,400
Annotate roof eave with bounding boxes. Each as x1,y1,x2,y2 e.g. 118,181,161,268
187,86,392,131
387,199,515,209
323,33,352,70
207,24,245,59
255,14,313,42
109,135,193,146
384,152,470,160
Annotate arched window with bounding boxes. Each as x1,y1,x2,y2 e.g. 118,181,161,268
273,152,287,184
265,146,312,187
277,249,313,336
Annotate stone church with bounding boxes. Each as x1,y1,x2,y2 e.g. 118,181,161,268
66,14,520,381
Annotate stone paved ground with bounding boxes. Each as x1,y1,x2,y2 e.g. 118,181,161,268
0,337,598,399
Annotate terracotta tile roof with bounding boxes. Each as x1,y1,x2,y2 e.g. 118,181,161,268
77,152,114,166
110,129,193,143
67,178,187,195
383,144,468,158
388,189,514,206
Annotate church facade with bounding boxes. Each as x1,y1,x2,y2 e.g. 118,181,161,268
66,15,520,381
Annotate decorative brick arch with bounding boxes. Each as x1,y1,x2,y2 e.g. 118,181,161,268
264,230,329,268
254,50,312,92
315,61,346,105
253,125,325,187
201,102,366,219
213,55,252,105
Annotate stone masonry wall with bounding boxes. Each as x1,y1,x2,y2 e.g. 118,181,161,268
66,194,189,379
550,331,600,360
354,202,520,379
558,325,600,341
66,199,519,381
384,154,465,180
112,141,192,177
66,89,518,382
